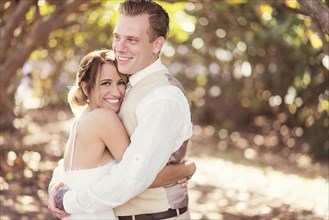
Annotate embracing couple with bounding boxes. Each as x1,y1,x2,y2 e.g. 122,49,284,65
48,1,196,219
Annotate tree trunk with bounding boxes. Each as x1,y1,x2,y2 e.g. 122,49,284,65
0,0,86,129
297,0,329,35
297,0,329,55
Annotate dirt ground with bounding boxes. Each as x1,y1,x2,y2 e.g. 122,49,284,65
0,107,328,220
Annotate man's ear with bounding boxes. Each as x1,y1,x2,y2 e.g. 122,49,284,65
153,36,165,54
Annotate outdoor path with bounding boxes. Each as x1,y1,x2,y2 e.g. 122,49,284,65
187,132,328,220
188,155,328,220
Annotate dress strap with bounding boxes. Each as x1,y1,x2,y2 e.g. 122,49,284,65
68,120,79,169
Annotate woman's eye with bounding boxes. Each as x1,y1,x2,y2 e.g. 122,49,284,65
102,82,111,86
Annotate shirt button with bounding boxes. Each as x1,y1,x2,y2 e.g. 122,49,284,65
134,155,141,161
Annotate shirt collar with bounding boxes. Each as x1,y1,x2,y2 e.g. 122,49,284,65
128,58,167,87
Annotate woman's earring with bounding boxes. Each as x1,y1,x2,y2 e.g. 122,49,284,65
87,99,94,110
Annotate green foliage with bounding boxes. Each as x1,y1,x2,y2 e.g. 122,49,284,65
7,0,329,160
162,1,328,160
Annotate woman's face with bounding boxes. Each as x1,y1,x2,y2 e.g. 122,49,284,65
89,63,126,112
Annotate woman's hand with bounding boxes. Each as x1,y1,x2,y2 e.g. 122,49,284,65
178,177,189,188
177,159,196,188
184,159,196,178
150,158,197,188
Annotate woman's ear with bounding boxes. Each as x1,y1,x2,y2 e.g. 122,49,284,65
153,36,165,54
80,81,89,97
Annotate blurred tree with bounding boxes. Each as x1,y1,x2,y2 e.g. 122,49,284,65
163,0,328,160
297,0,329,35
0,0,98,129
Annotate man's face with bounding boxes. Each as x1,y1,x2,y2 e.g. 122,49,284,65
112,14,161,75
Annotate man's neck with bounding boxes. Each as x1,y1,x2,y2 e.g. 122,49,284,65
129,58,166,86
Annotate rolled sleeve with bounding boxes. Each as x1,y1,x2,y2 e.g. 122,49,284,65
63,190,84,213
48,159,64,192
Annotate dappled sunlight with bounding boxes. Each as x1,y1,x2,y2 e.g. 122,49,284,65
188,155,328,220
188,124,328,219
190,124,328,177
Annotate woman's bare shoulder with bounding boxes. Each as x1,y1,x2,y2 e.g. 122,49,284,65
93,108,117,117
86,108,120,125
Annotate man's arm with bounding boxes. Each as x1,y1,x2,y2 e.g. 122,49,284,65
48,159,70,218
61,89,192,213
48,159,65,192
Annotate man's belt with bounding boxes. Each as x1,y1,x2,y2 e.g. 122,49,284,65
118,207,188,220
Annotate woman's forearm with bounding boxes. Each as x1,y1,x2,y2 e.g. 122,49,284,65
150,160,196,188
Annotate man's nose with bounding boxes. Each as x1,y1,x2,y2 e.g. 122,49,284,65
113,39,126,52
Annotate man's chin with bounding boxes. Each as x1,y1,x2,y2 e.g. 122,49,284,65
118,66,133,75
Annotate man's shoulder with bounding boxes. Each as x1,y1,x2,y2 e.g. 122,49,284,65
146,86,189,105
155,85,186,96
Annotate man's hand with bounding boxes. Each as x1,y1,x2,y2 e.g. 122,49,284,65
54,187,69,211
48,182,69,219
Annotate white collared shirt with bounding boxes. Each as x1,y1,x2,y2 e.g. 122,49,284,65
62,58,193,213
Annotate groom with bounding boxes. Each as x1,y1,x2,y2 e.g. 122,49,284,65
49,0,193,219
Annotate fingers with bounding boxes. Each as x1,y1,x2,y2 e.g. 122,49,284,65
54,208,69,219
55,182,65,190
48,182,70,219
49,204,69,219
181,181,188,188
48,182,65,214
177,177,187,184
178,177,188,188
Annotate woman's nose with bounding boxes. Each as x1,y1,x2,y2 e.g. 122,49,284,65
111,86,123,98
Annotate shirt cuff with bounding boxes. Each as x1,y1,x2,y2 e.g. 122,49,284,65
63,190,84,214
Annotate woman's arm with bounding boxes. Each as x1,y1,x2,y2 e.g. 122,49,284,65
98,108,130,161
149,159,196,188
98,108,196,188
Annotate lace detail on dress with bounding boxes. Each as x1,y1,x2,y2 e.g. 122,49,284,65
65,160,115,172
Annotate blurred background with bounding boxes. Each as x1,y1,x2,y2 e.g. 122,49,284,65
0,0,328,219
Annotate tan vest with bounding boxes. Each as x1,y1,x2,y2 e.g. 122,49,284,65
114,71,189,216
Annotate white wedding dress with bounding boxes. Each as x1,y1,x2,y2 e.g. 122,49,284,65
63,120,118,220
